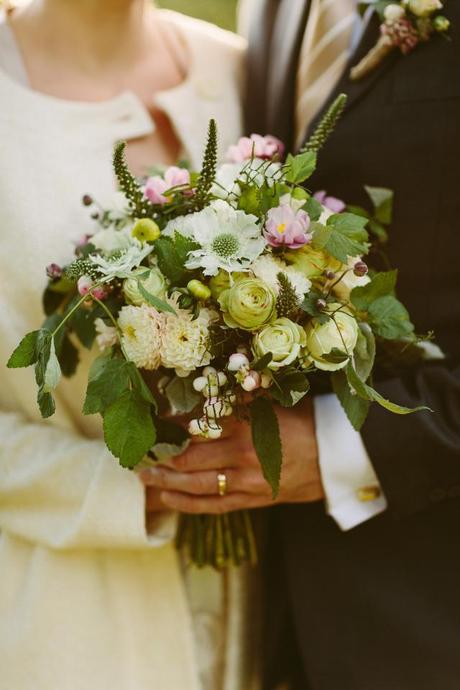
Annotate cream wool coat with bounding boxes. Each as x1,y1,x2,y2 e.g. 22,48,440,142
0,11,252,690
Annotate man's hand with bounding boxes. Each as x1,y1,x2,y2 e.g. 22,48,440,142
141,398,325,514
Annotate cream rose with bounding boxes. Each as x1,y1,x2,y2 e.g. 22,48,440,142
253,318,306,370
218,278,277,331
303,305,358,371
123,267,167,306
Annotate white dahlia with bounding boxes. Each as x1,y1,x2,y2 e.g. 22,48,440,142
161,301,215,377
117,304,163,370
251,254,311,300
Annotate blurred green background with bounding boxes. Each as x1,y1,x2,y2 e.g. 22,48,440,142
158,0,238,31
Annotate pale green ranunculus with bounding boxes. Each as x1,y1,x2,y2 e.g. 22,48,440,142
285,246,339,280
219,278,276,331
303,304,358,371
123,266,167,306
408,0,442,17
253,317,306,370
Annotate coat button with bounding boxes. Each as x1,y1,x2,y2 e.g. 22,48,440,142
429,488,447,503
448,485,460,498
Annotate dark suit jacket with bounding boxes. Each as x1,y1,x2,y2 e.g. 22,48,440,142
245,2,460,688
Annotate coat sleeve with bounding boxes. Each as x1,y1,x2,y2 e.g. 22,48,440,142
361,362,460,518
0,409,176,550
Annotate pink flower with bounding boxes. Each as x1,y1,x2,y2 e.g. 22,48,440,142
314,190,346,213
264,204,312,249
77,275,93,296
226,134,285,163
144,166,191,205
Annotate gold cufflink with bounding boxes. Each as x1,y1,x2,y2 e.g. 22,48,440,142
357,485,381,502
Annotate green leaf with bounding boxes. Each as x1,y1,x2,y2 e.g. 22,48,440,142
154,236,192,285
325,212,370,263
354,323,376,383
310,222,331,250
321,348,350,364
331,370,370,431
346,204,370,219
7,330,41,368
304,196,323,221
165,376,201,414
300,290,331,324
103,389,156,468
127,364,158,408
364,186,394,225
271,370,310,407
151,417,190,462
251,352,273,372
137,280,176,315
238,184,261,215
368,219,389,243
250,397,283,498
37,390,55,418
351,270,398,310
368,295,415,340
33,330,56,419
83,355,132,415
42,339,61,393
284,151,317,184
346,363,430,416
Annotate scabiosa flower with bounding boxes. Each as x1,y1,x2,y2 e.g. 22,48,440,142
225,134,285,163
264,203,312,249
144,166,191,205
164,200,265,276
313,190,346,214
118,304,163,370
161,298,215,377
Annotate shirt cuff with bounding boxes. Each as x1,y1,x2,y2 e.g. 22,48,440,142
314,393,388,531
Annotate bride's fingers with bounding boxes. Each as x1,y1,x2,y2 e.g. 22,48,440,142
162,439,249,472
142,465,270,497
159,490,268,514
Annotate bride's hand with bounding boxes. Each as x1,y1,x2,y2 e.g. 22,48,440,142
141,398,325,514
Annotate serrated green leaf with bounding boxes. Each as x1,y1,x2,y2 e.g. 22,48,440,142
271,370,310,407
154,236,191,285
321,348,350,364
351,270,398,310
310,222,331,250
137,280,176,315
304,196,323,221
103,390,156,468
165,376,201,414
364,186,393,225
251,352,273,372
37,389,55,418
284,151,317,184
250,397,283,498
354,323,376,383
331,370,370,431
325,212,370,263
127,363,158,409
83,356,132,415
7,330,41,368
346,363,430,416
368,295,414,340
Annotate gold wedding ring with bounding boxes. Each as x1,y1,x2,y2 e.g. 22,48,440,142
217,472,228,497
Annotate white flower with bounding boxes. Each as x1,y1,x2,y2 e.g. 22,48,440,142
90,227,133,254
95,318,118,351
408,0,442,17
165,200,265,276
161,300,215,377
333,256,371,300
213,159,283,201
251,254,311,300
89,242,152,280
384,3,406,21
118,304,163,370
304,305,359,372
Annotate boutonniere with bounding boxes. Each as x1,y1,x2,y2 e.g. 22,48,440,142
350,0,450,81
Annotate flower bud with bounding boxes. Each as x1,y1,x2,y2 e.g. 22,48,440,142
77,275,93,296
384,3,406,21
192,376,208,393
316,298,327,311
433,15,450,32
189,418,207,436
202,366,217,377
261,372,273,389
131,218,161,243
92,286,108,301
204,397,228,419
241,371,261,392
187,279,211,301
46,263,63,280
207,425,223,440
325,270,336,280
228,353,250,372
82,194,93,207
353,261,368,277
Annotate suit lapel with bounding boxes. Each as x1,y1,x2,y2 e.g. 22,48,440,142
266,0,312,150
299,8,400,149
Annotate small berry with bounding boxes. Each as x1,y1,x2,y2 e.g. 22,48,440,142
316,298,327,311
353,261,368,277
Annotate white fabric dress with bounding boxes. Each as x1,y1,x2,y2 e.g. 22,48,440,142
0,10,259,690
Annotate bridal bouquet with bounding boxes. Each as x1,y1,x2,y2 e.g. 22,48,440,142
8,95,427,568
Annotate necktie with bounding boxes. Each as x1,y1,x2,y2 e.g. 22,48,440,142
295,0,357,147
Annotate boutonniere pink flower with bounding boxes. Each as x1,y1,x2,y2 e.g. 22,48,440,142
350,0,450,81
